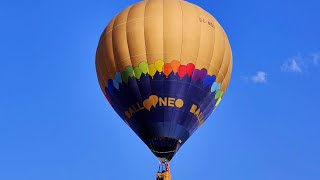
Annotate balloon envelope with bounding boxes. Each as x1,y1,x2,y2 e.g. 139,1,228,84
96,0,232,162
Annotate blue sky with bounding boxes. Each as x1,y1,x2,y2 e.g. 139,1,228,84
0,0,319,179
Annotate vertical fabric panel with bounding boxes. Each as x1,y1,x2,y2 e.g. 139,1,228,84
221,55,232,92
205,14,218,76
180,1,200,65
112,7,132,71
210,23,226,79
96,37,109,80
127,2,147,67
217,36,231,82
103,17,117,79
194,6,215,70
144,0,164,63
163,0,182,63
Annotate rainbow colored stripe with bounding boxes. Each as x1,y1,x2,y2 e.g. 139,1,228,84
106,60,224,107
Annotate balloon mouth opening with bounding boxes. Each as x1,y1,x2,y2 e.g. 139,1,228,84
148,137,182,162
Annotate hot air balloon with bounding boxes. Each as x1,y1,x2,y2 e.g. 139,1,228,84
96,0,232,178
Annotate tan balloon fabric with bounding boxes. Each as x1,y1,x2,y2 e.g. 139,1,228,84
127,2,147,67
96,0,232,94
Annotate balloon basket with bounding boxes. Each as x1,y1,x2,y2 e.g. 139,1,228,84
156,162,172,180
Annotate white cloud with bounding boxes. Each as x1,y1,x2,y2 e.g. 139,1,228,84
251,71,267,83
311,52,320,66
241,71,267,84
281,52,320,73
281,58,302,73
